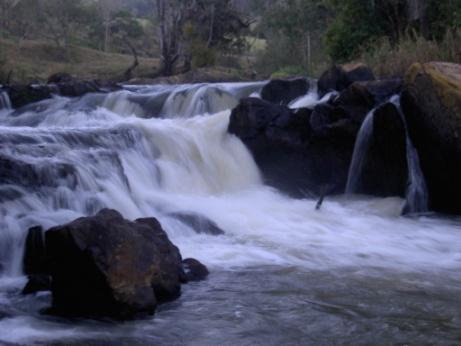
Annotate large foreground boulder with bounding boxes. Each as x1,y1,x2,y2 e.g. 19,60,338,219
44,209,185,319
401,62,461,214
261,78,310,106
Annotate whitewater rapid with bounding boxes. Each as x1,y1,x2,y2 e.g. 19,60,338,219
0,82,460,345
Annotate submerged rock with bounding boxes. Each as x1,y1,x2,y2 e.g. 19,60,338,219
318,63,375,97
23,226,47,276
44,209,185,319
261,78,310,106
401,62,461,214
169,212,225,235
182,258,209,282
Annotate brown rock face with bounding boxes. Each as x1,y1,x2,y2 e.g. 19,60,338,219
45,209,184,319
401,62,461,214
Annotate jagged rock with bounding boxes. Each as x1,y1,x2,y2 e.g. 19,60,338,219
401,62,461,214
45,209,185,319
229,97,354,196
169,212,225,235
261,78,310,105
182,258,209,282
318,63,375,97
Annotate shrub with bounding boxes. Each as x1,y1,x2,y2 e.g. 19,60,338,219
361,30,461,78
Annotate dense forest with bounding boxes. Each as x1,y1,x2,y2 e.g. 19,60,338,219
1,0,461,82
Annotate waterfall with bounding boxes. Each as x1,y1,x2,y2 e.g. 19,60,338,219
345,96,429,214
0,91,11,110
345,108,376,194
391,95,429,214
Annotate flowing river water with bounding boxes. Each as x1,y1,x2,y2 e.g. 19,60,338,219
0,83,460,345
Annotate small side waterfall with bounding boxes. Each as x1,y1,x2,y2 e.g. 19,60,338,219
391,96,429,214
345,108,376,194
345,96,429,214
0,91,11,110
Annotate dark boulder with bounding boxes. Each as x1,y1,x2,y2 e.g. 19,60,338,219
169,212,224,235
261,78,310,105
229,97,354,196
22,275,52,295
47,73,102,98
311,79,401,138
23,226,47,275
45,209,185,319
318,63,375,97
351,102,408,197
6,85,55,109
357,79,402,104
401,62,461,214
182,258,209,282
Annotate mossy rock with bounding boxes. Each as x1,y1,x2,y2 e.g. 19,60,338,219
401,62,461,214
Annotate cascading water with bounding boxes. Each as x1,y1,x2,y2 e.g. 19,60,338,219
345,108,376,194
0,83,460,345
0,91,11,111
346,97,429,215
391,95,429,214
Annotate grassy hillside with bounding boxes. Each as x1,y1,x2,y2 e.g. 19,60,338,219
0,39,160,84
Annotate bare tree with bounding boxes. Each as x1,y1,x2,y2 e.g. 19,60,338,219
155,0,186,76
0,0,21,38
99,0,122,53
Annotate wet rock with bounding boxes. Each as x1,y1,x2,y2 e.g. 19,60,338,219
357,79,402,104
47,73,102,98
22,275,52,295
182,258,209,282
45,209,185,319
0,154,77,188
261,78,310,106
229,97,354,196
318,63,375,97
353,102,408,197
6,84,55,109
23,226,47,275
169,212,225,235
401,62,461,214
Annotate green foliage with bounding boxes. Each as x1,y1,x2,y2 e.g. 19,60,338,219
325,0,461,62
325,0,384,61
361,29,461,77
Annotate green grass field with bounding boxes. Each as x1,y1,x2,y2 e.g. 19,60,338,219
0,38,160,83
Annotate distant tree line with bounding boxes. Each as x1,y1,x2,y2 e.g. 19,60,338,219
0,0,250,76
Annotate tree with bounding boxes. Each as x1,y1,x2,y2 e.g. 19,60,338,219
153,0,249,76
0,0,22,38
36,0,90,52
98,0,123,52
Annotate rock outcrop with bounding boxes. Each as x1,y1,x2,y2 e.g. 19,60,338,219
228,97,354,196
401,62,461,214
229,72,408,198
318,63,375,97
20,209,208,319
261,78,310,106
